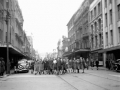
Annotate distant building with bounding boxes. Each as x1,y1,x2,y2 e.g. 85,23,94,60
57,39,63,58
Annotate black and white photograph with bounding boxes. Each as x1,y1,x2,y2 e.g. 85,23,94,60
0,0,120,90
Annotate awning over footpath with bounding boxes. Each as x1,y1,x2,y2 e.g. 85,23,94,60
75,49,90,53
98,45,120,53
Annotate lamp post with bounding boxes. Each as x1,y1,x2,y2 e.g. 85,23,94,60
5,2,11,74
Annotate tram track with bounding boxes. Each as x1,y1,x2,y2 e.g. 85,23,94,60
85,72,120,82
57,74,111,90
69,74,109,90
57,75,79,90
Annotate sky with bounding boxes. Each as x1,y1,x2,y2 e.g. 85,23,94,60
18,0,84,57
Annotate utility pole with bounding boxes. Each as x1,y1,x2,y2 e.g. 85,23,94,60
5,1,11,74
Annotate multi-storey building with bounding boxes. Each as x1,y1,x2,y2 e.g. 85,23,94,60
89,0,104,65
66,14,76,59
66,0,94,59
57,39,63,58
0,0,31,70
74,0,94,59
61,36,69,58
27,36,34,59
101,0,120,67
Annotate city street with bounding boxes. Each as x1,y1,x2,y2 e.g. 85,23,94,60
0,69,120,90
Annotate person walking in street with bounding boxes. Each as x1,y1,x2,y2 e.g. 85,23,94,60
76,57,80,73
48,59,53,74
96,59,99,70
34,61,39,75
53,58,57,74
56,58,61,75
39,60,43,75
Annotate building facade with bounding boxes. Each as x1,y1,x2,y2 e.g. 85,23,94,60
66,0,94,59
0,0,32,70
101,0,120,67
89,0,104,65
67,13,76,59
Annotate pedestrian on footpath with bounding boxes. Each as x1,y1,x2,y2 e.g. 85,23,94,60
81,57,85,73
90,58,94,70
1,58,5,76
96,59,99,70
68,59,72,73
86,58,89,70
0,58,2,76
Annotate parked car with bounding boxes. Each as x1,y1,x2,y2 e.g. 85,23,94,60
115,59,120,72
14,59,29,73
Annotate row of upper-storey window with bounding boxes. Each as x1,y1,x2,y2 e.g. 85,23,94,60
104,4,120,27
90,1,102,21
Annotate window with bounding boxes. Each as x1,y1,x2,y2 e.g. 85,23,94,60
106,32,108,46
91,37,94,49
118,4,120,20
91,11,93,20
98,2,101,14
118,27,120,43
91,25,93,34
94,7,96,17
110,30,113,45
95,36,97,48
105,13,108,27
99,34,102,46
110,10,112,24
105,0,107,8
0,29,3,42
109,0,112,4
95,22,97,33
98,19,101,30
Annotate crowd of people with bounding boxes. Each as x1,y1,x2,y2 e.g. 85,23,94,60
30,57,97,75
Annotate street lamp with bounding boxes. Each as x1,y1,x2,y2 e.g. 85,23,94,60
5,1,11,74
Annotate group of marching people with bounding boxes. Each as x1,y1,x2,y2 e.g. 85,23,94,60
30,56,92,75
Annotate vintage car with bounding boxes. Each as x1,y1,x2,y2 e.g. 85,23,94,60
14,59,29,73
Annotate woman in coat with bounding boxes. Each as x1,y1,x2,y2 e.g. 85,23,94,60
39,60,43,75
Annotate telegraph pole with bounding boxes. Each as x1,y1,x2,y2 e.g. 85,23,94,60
5,1,11,74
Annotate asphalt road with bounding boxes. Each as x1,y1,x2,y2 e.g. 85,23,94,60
0,69,120,90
